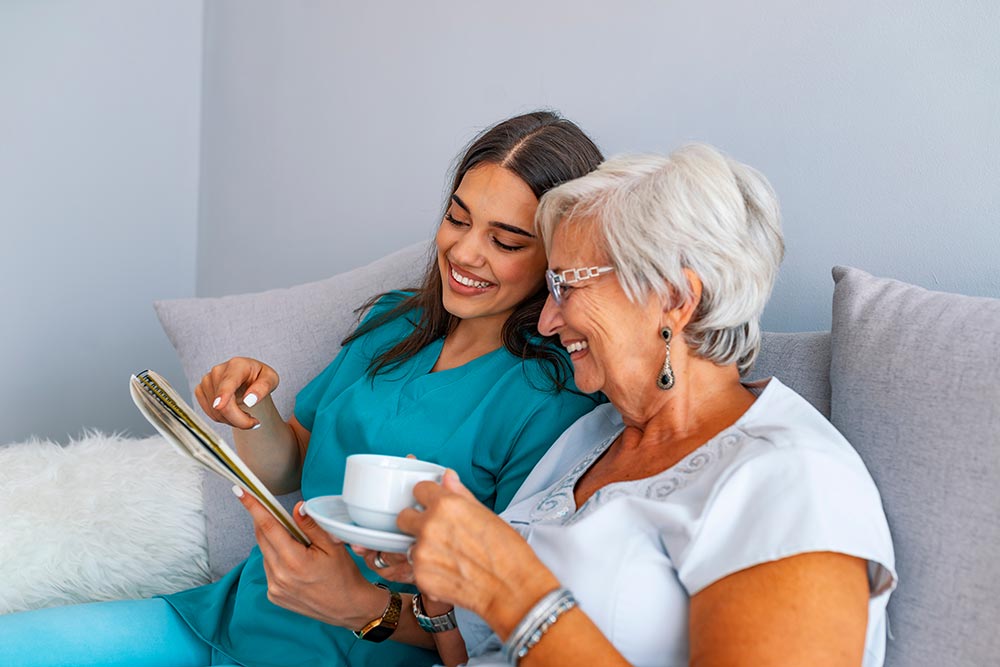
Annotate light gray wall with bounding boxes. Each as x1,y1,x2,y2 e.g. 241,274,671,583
198,0,999,334
0,1,203,444
3,1,998,444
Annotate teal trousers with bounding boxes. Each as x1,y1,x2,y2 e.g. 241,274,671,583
0,598,240,667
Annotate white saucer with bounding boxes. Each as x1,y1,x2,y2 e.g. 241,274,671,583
303,495,415,553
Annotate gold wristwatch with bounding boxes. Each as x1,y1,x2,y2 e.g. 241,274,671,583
354,583,402,642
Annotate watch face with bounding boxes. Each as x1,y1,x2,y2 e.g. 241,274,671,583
357,623,395,643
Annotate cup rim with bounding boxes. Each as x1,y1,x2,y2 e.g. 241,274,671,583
345,453,445,475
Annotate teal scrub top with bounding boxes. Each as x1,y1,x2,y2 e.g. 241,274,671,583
163,292,600,667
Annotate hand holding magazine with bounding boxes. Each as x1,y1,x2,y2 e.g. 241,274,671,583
130,369,311,546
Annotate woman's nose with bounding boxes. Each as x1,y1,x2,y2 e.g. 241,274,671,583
538,294,563,336
450,230,486,266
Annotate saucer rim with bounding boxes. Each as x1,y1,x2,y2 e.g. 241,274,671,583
303,495,415,553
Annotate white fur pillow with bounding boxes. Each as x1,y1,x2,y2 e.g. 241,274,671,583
0,432,210,614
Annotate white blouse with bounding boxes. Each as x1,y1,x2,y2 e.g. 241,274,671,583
456,378,897,667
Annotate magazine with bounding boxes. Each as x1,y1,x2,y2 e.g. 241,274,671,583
130,369,310,545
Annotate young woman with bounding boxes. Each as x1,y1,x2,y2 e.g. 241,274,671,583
0,111,604,667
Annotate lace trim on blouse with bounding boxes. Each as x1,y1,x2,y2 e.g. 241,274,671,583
527,428,746,527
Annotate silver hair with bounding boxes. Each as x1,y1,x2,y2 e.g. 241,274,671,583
536,143,784,374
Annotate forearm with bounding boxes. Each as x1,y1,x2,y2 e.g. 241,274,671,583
430,627,468,666
516,609,629,667
423,596,468,666
482,573,629,667
233,396,303,494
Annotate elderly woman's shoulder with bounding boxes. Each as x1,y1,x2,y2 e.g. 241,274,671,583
724,378,875,488
737,378,848,449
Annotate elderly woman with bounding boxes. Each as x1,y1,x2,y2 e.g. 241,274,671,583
398,144,897,666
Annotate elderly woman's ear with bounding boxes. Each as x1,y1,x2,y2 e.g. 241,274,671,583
661,268,704,335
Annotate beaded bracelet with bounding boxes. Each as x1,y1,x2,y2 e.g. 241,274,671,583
502,587,577,665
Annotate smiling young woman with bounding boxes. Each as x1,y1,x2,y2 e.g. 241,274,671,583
0,111,605,667
434,163,548,368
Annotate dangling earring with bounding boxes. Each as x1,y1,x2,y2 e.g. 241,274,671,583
657,327,675,390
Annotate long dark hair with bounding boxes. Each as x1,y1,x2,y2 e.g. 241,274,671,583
343,111,603,391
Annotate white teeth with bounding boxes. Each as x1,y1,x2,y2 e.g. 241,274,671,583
565,340,589,354
451,267,492,289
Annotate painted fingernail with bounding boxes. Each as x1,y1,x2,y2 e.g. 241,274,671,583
231,485,244,498
212,397,221,409
243,393,258,408
251,423,262,430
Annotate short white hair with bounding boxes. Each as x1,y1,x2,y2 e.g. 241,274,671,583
536,143,784,374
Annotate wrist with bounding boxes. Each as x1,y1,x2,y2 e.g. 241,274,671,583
421,595,454,617
412,593,459,633
502,587,577,664
346,582,393,631
352,583,402,642
486,570,561,640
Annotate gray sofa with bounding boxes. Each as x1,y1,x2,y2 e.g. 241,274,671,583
155,242,1000,667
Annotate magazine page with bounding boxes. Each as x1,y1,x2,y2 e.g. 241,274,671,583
130,370,310,546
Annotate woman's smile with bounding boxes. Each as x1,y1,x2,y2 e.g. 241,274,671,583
447,262,496,292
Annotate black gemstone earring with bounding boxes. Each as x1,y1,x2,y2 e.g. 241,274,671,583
657,327,675,390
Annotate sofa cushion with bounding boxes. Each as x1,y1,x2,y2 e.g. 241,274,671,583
829,266,1000,667
155,242,429,577
747,331,831,418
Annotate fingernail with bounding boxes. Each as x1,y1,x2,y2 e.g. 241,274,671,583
243,393,258,408
251,423,262,430
231,485,244,498
298,504,307,516
212,397,221,409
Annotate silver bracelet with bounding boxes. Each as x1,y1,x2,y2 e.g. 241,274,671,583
502,587,577,665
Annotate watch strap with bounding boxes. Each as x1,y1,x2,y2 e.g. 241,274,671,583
412,592,458,633
354,584,402,642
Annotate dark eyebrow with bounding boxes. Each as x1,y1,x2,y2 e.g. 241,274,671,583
490,221,536,238
450,194,471,214
450,194,537,239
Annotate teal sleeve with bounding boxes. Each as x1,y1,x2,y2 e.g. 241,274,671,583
492,389,599,512
294,290,413,431
293,347,351,432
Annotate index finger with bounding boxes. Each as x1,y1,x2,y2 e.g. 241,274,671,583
396,506,424,535
213,375,259,428
411,479,446,506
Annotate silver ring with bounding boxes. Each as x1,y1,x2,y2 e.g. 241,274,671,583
373,552,389,569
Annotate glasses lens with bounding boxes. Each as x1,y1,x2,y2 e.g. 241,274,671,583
544,270,561,305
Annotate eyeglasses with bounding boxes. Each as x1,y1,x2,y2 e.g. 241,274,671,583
545,266,615,305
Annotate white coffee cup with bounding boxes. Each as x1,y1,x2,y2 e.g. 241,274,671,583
341,454,445,532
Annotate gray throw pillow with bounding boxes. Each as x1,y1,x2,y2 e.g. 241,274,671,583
829,266,1000,667
154,241,429,577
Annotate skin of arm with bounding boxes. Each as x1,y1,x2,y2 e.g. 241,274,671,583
233,400,310,495
399,472,872,667
194,356,310,495
422,596,469,666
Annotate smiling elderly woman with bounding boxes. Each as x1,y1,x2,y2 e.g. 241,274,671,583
398,144,897,667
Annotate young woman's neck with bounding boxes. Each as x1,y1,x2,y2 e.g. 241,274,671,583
433,312,509,372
